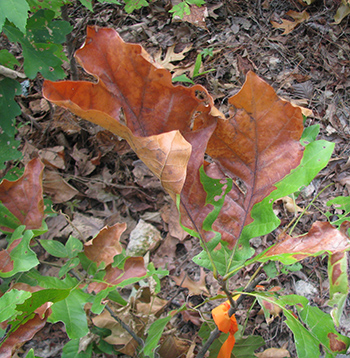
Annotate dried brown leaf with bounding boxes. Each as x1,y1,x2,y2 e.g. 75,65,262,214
0,158,44,232
171,268,209,296
271,10,309,35
84,223,125,267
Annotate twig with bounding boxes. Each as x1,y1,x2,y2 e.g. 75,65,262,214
105,305,144,348
196,273,266,358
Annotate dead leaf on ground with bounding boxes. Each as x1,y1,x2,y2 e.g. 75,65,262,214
271,10,309,35
154,44,192,72
160,202,187,241
171,268,209,296
174,4,209,30
84,223,125,267
0,158,44,232
255,347,291,358
43,169,79,203
158,336,191,358
38,146,65,169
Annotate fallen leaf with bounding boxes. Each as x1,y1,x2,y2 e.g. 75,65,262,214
171,268,209,296
84,223,125,267
158,336,190,358
271,10,309,35
175,4,209,30
334,1,350,24
255,347,291,358
38,146,65,169
0,158,44,232
43,169,79,203
281,196,309,214
154,44,192,72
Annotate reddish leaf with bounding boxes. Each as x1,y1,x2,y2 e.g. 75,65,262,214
43,28,304,248
181,71,304,247
43,26,218,200
88,257,146,293
84,223,126,267
0,309,51,358
0,239,20,273
258,221,350,262
0,158,44,232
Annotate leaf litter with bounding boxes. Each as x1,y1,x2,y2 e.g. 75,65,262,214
2,0,350,356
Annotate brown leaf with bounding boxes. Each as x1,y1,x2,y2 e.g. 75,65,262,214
88,257,147,293
171,268,209,296
43,169,79,203
0,239,20,274
158,336,190,358
178,5,209,30
259,221,350,262
255,347,291,358
0,309,51,358
0,158,44,232
271,10,310,35
181,71,304,247
84,223,125,267
43,26,218,201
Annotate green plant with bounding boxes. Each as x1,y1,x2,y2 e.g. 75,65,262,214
37,27,350,357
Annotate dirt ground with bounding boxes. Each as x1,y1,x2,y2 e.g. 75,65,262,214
4,0,350,356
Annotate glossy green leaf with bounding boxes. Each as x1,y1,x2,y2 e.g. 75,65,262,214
62,338,93,358
59,257,80,278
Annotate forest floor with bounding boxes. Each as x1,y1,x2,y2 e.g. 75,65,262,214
4,0,350,357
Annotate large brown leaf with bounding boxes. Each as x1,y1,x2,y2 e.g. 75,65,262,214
43,26,218,200
181,72,304,247
43,27,304,248
0,158,44,232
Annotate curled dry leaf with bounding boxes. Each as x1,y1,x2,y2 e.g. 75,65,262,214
0,158,44,232
171,268,209,296
84,223,126,267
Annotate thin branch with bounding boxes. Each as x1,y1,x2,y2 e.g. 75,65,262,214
105,305,144,348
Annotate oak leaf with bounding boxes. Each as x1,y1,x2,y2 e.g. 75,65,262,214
0,158,44,232
43,26,219,201
271,10,309,35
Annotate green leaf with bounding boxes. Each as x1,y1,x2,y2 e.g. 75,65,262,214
172,74,194,84
27,0,69,16
263,261,278,278
91,286,118,314
66,236,83,258
3,22,67,80
59,257,80,278
255,293,350,357
0,289,31,322
300,124,320,146
62,338,93,358
0,228,39,278
328,252,349,327
124,0,149,13
107,289,127,306
0,49,20,69
97,0,121,4
27,9,72,44
78,0,93,11
49,288,91,339
25,348,42,358
187,0,206,5
0,77,22,137
193,54,202,77
0,0,30,33
40,239,68,258
143,315,172,358
169,2,191,18
326,196,350,227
